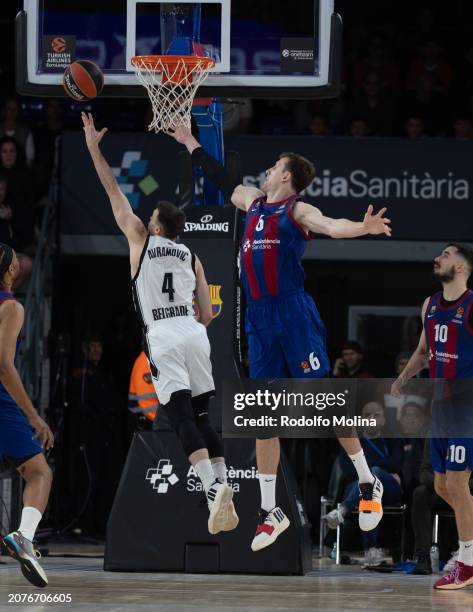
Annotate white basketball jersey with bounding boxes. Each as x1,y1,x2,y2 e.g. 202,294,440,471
132,235,196,330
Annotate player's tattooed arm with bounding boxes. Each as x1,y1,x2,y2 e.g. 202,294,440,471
194,256,213,326
294,202,392,238
390,297,430,397
81,113,147,246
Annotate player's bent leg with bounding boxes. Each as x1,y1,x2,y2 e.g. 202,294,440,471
192,394,239,532
3,453,52,588
337,437,383,532
160,391,234,535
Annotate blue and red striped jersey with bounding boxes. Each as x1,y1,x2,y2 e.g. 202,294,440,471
424,290,473,379
241,195,311,301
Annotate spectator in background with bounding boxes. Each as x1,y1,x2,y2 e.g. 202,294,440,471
453,117,473,140
308,114,328,137
349,72,395,136
405,116,426,140
0,175,33,288
352,34,401,93
333,340,373,378
33,99,64,197
68,334,123,538
323,401,403,565
222,99,253,134
348,117,369,137
0,136,34,209
404,74,450,136
0,98,35,166
406,39,453,93
400,401,429,497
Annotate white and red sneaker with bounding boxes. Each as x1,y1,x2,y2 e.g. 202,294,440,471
434,561,473,590
251,507,290,552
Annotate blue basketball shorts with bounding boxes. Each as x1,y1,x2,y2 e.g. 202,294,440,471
245,291,330,379
430,438,473,473
0,395,43,468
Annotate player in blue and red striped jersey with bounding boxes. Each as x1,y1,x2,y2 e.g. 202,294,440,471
0,244,54,588
171,127,390,551
392,243,473,590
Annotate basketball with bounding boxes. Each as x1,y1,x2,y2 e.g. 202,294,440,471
62,60,104,101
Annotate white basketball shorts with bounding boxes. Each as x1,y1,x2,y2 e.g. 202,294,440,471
145,317,215,406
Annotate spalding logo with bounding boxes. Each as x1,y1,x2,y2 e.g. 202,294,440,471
184,214,229,233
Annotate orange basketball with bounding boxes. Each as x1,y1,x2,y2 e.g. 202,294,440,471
63,60,104,102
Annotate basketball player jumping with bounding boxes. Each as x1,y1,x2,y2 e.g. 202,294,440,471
0,244,54,588
392,244,473,590
82,113,238,535
170,126,390,551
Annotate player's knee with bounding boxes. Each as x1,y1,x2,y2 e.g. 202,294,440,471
192,394,223,458
434,479,448,500
445,473,467,499
161,390,206,457
19,455,53,486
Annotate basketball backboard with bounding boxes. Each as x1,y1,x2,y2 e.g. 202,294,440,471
16,0,341,98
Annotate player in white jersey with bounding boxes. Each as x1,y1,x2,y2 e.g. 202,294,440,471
82,113,238,535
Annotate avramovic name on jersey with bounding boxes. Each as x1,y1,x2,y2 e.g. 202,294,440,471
148,246,188,261
152,305,190,321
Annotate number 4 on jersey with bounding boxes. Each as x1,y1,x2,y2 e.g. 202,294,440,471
162,273,175,302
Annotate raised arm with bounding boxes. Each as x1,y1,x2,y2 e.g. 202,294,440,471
0,301,54,449
391,297,430,397
168,125,263,211
81,113,147,246
294,202,392,239
194,255,213,327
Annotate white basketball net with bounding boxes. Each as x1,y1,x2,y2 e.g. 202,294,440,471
132,56,215,133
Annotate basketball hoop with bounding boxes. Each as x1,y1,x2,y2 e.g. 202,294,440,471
131,55,215,133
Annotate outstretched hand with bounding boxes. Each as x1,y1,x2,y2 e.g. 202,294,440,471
167,124,194,144
81,112,108,149
363,205,392,237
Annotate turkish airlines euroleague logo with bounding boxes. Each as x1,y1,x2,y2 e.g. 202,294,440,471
51,37,67,53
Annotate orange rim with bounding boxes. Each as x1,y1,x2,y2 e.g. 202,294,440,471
132,55,215,86
131,55,215,71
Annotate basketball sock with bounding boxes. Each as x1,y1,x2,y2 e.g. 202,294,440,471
259,474,277,512
458,540,473,566
211,459,227,484
348,450,375,484
18,506,42,542
194,458,216,493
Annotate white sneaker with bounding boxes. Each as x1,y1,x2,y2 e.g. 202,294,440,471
322,507,345,530
358,476,384,532
364,546,384,566
444,549,459,573
207,481,234,535
251,507,290,552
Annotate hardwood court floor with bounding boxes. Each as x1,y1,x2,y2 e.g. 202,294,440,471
1,557,473,612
